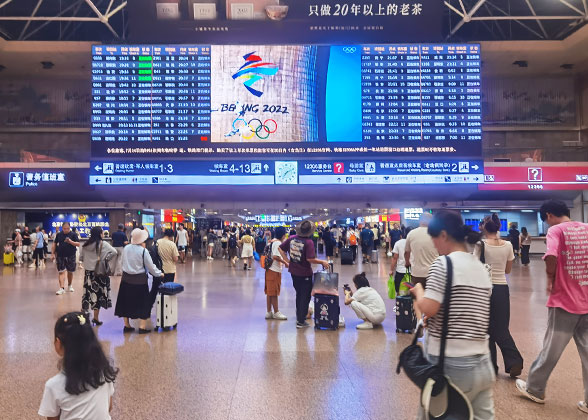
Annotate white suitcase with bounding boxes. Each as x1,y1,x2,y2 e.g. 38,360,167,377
156,294,178,330
371,249,378,263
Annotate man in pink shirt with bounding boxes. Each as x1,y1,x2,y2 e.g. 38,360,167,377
516,200,588,414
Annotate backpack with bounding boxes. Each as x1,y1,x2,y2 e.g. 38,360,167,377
228,234,237,249
262,241,274,270
349,233,357,246
149,242,163,272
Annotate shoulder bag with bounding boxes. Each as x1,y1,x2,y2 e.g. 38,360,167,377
94,241,114,277
478,241,493,280
396,256,473,419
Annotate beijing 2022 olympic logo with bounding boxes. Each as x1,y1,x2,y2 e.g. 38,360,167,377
232,52,278,97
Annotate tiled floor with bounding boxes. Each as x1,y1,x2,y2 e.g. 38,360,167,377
1,252,586,419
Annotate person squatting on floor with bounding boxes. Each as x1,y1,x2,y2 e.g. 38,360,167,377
516,200,588,415
344,272,386,329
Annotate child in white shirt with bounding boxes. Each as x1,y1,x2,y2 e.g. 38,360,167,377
39,312,118,420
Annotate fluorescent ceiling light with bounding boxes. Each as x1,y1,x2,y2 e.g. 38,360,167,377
521,210,535,213
490,210,501,213
462,210,470,213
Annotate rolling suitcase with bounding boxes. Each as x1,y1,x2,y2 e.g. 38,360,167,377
155,283,183,331
318,242,324,254
395,295,416,333
341,247,354,265
314,294,340,330
371,249,378,263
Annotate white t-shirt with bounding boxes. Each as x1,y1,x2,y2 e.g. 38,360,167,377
269,240,283,273
405,226,439,278
392,239,408,274
176,229,188,247
30,232,37,244
473,240,514,285
424,252,492,358
39,372,114,420
352,287,386,316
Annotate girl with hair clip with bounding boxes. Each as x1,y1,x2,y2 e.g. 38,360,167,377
39,312,118,420
344,272,386,329
411,210,495,420
475,213,524,378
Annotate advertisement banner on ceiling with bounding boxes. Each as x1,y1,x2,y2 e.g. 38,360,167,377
128,0,443,43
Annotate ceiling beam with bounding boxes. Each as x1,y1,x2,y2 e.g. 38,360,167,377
445,1,464,18
0,16,101,21
22,0,85,41
471,15,585,20
0,0,13,9
558,0,585,16
524,0,549,39
447,0,487,38
19,0,44,40
84,0,120,38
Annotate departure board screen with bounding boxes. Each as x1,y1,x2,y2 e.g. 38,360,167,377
91,44,481,160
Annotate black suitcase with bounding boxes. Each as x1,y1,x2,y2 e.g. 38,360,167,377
395,295,416,333
318,242,324,254
341,247,354,265
314,293,340,330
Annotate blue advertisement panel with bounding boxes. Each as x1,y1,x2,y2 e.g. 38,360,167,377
44,213,110,238
89,158,484,185
91,43,482,163
127,0,443,44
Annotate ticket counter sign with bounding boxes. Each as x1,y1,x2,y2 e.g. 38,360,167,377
479,165,588,191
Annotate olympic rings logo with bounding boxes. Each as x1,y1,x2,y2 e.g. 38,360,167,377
342,47,356,54
232,117,278,139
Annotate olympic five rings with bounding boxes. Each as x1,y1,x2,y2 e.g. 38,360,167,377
342,47,356,54
232,117,278,139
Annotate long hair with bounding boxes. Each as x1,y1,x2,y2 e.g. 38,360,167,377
428,210,481,245
82,226,103,251
55,312,118,395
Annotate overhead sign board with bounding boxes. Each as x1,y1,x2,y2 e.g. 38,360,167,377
479,165,588,191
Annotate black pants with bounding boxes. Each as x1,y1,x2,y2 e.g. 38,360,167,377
350,245,358,262
521,245,530,265
292,275,313,324
149,276,163,309
33,248,43,266
489,284,524,373
394,271,405,294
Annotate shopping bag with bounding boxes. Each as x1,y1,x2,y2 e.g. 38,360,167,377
398,270,412,296
253,251,260,261
388,274,397,299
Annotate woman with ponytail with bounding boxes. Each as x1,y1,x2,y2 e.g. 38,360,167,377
475,213,524,378
39,312,118,419
411,210,495,419
344,272,386,329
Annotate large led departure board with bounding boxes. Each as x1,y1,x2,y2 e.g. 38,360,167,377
91,44,481,158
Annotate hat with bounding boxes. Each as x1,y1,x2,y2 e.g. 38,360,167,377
130,228,149,245
295,220,315,238
15,228,20,232
421,376,473,420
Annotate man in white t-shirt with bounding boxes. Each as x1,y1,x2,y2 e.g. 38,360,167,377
265,227,289,320
389,228,414,294
405,212,439,288
175,224,188,263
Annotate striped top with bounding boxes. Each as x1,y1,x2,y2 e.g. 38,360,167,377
424,252,492,358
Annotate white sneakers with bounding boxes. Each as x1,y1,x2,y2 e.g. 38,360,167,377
578,401,588,414
515,380,545,404
207,256,214,261
356,320,374,330
273,312,287,320
56,288,65,295
265,311,287,320
68,286,75,293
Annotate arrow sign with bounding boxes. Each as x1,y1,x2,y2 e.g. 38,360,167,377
472,165,479,170
94,165,102,172
263,164,269,172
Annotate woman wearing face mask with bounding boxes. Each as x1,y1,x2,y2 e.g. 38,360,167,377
475,213,524,378
411,210,495,420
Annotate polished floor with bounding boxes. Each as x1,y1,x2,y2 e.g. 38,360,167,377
0,251,586,420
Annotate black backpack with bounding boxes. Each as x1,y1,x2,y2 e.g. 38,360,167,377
228,234,237,249
263,241,274,270
149,242,163,272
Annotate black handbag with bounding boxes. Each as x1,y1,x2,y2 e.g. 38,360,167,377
396,256,454,396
